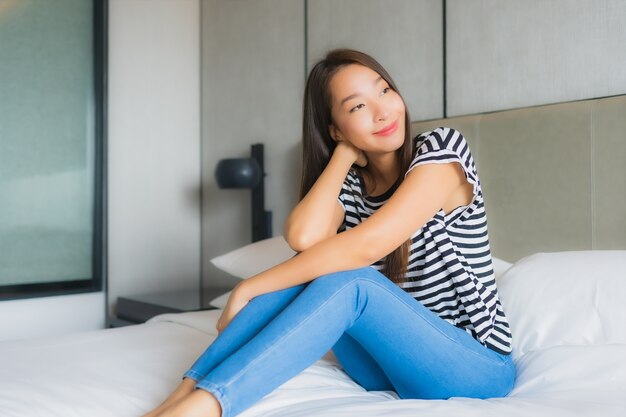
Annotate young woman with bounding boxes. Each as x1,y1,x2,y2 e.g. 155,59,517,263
144,49,515,417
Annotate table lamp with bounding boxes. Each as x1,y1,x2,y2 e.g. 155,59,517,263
215,143,272,242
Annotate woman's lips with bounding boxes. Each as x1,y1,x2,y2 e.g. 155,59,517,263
373,120,398,136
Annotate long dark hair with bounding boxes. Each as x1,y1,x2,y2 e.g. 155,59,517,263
300,49,413,283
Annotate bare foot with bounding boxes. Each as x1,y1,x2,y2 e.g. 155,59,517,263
155,390,221,417
142,378,196,417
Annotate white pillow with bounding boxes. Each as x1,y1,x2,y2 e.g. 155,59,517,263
208,291,232,309
210,236,296,279
209,238,513,308
492,256,512,280
208,236,296,308
497,250,626,359
211,235,513,281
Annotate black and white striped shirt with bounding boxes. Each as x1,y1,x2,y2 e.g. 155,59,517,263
338,127,512,355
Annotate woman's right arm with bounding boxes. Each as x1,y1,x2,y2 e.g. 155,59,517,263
283,143,361,252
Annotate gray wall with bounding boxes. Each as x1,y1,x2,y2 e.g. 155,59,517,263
108,0,201,313
307,0,444,122
447,0,626,116
201,0,305,287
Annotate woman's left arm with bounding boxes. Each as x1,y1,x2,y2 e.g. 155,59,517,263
217,162,466,332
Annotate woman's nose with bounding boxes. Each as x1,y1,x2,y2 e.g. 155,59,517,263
374,105,389,121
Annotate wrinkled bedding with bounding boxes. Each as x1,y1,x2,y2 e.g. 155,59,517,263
1,251,624,417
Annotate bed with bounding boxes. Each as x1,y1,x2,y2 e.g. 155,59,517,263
1,248,625,417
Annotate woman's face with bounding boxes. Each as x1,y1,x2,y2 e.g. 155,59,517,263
328,64,406,156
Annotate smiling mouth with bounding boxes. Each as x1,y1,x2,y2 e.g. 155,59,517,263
373,120,398,136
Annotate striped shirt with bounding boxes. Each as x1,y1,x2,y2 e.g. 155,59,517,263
338,127,512,355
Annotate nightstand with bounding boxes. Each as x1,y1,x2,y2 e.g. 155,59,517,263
109,288,231,327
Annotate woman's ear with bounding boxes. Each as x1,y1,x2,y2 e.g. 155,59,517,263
328,125,340,142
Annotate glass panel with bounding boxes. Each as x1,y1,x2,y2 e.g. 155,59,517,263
0,0,94,286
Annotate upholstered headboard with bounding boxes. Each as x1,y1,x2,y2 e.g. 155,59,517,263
411,95,626,262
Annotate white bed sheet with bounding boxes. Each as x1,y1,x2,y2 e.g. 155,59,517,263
0,312,215,417
1,309,624,417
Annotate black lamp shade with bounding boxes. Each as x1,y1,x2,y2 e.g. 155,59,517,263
214,144,271,242
215,158,261,189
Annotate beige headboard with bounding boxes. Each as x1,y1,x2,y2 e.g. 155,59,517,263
411,95,626,262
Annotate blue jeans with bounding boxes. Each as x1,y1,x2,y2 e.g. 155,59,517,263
184,267,516,417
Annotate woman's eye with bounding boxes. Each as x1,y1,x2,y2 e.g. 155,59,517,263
381,87,391,95
349,103,365,113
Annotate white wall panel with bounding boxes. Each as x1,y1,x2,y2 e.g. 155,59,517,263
0,292,105,341
447,0,626,116
108,0,201,313
307,0,443,121
201,0,305,287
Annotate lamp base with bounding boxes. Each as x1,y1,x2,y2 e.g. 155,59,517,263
251,144,272,242
252,210,272,242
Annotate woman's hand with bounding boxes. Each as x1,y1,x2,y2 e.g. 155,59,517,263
335,140,367,167
216,283,252,334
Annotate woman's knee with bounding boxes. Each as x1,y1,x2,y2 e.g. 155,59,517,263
249,283,305,309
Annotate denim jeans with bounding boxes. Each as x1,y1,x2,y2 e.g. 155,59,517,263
184,267,516,417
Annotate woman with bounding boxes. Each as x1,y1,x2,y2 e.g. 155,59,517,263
144,49,515,417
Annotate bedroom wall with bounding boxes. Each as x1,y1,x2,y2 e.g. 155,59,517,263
200,0,305,288
107,0,201,314
306,0,444,122
446,0,626,116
